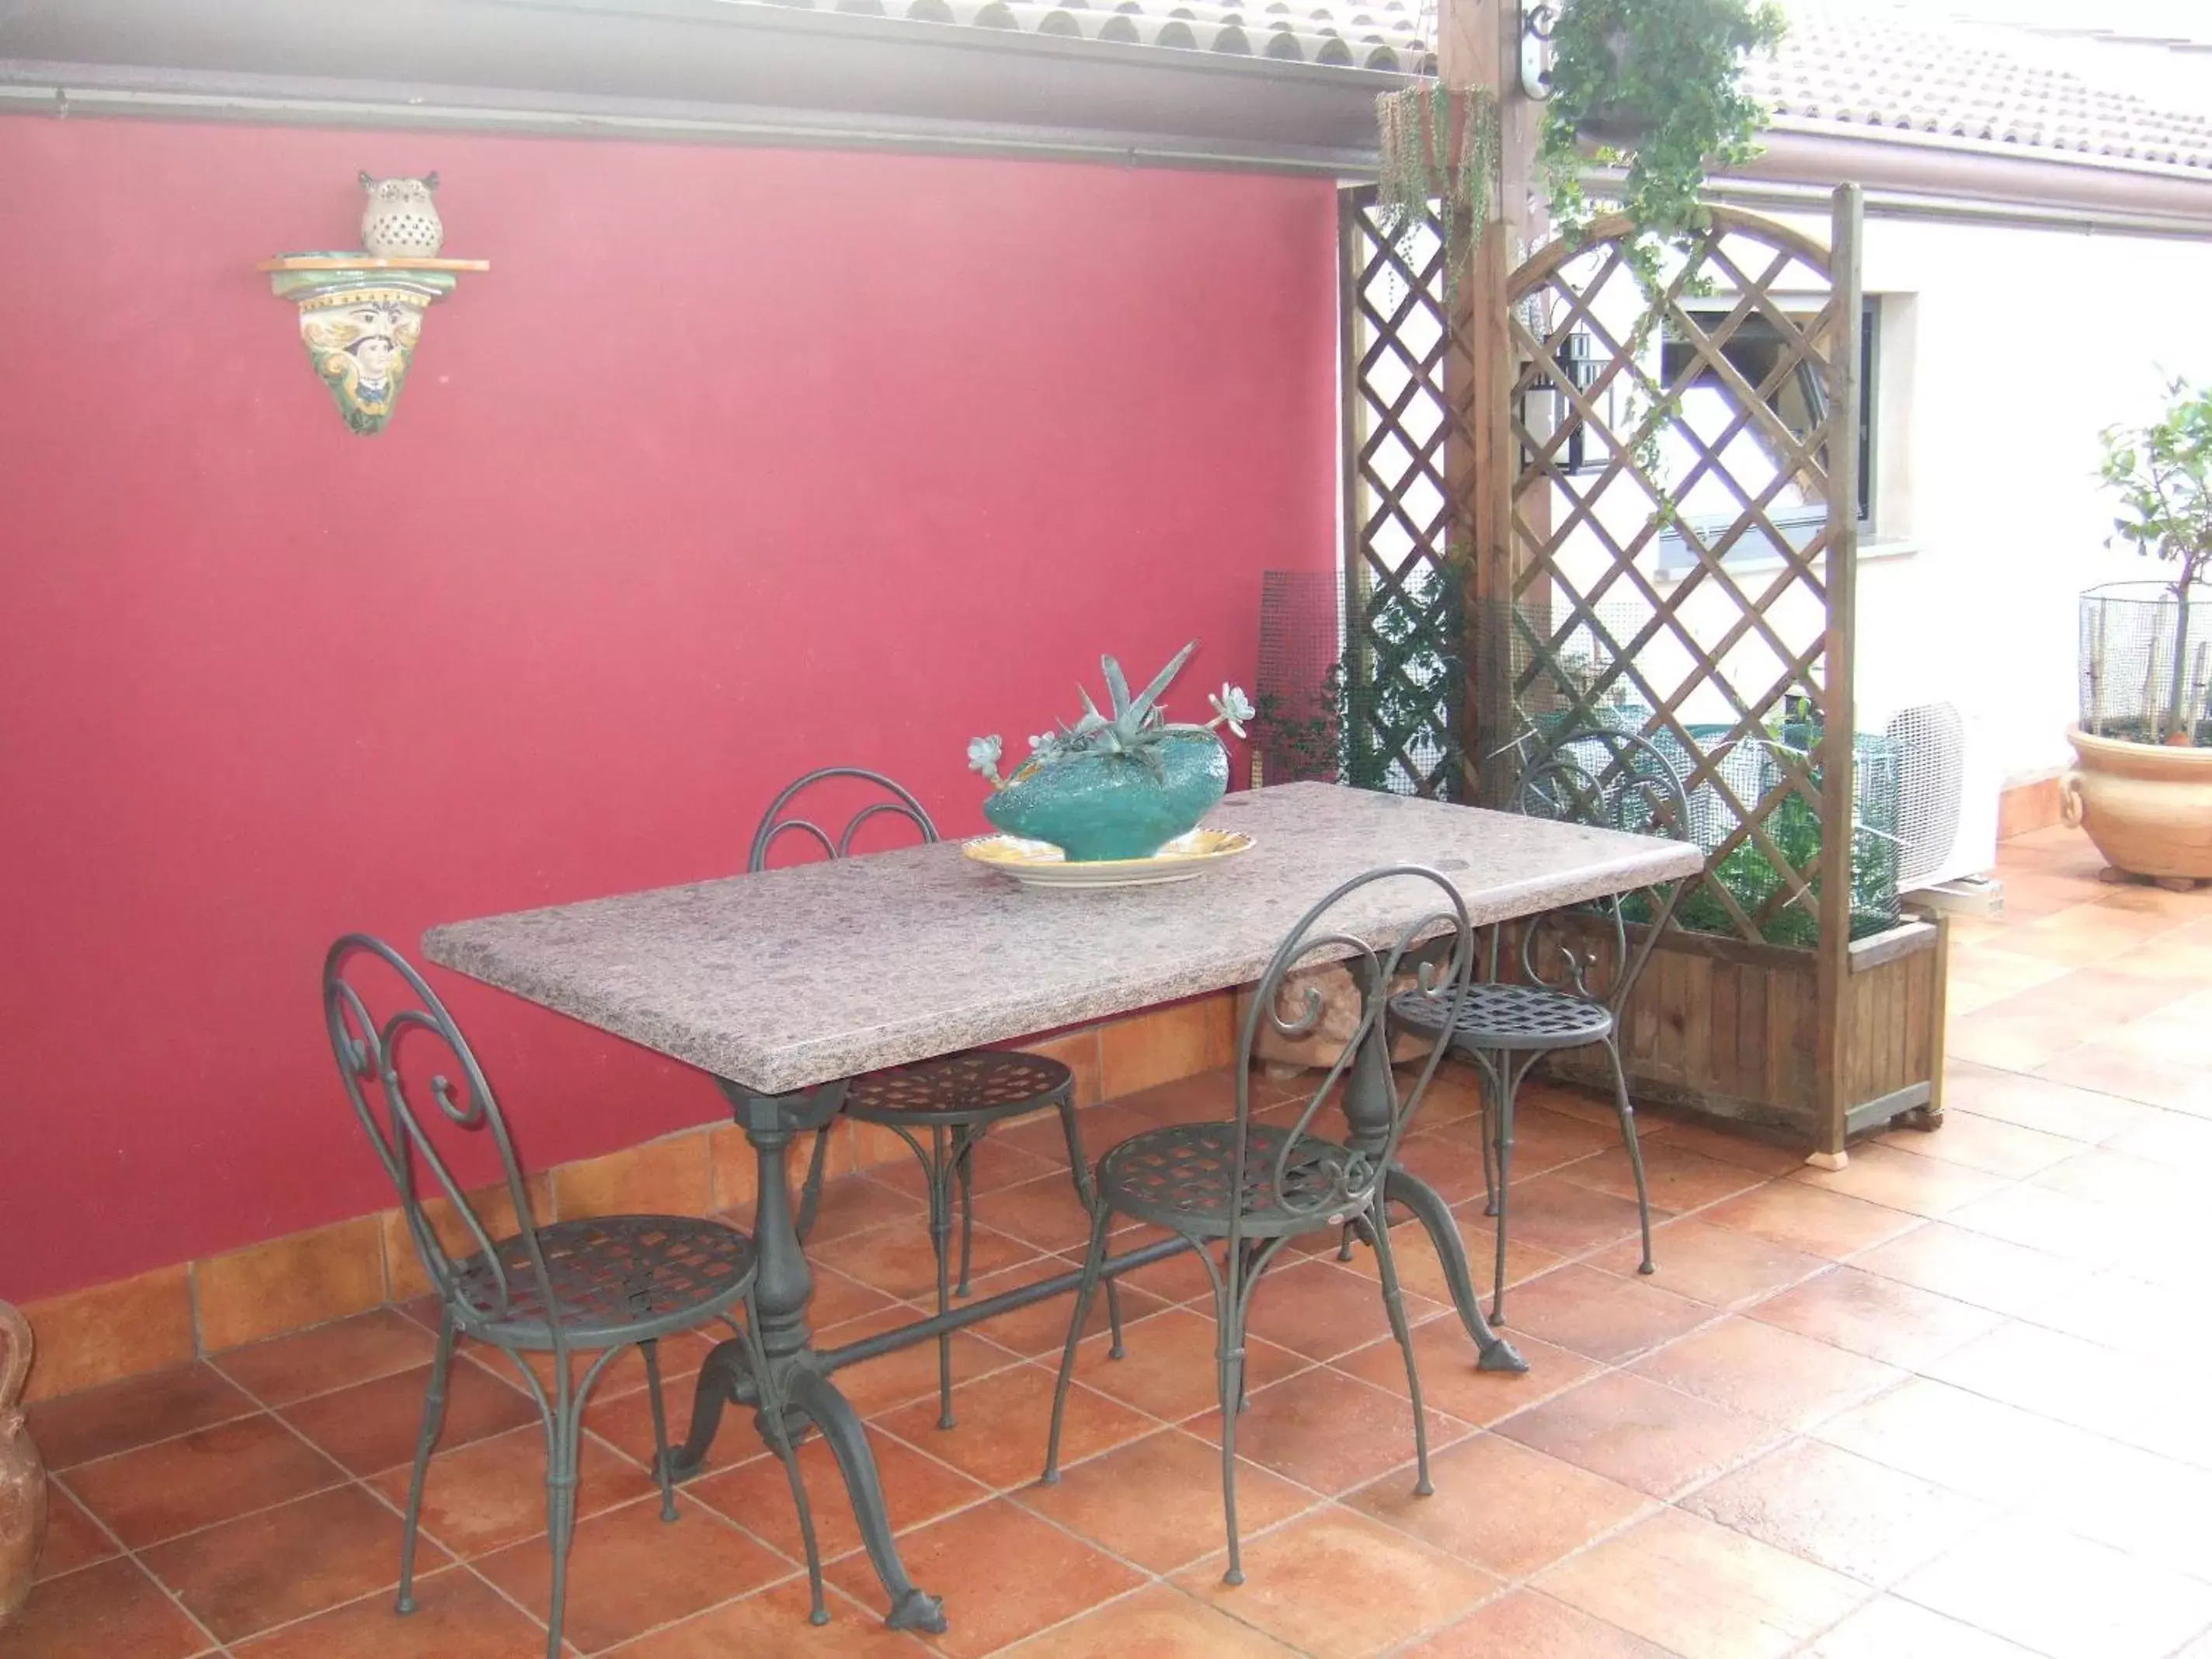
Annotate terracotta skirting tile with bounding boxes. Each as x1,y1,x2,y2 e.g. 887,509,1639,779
381,1172,554,1302
194,1217,388,1353
22,1264,197,1403
1021,1028,1104,1108
1996,776,2063,840
552,1129,713,1222
1099,995,1235,1099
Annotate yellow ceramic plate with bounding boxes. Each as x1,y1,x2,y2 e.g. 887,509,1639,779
962,829,1256,889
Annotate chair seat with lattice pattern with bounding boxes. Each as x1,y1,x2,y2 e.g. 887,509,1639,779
1389,983,1615,1051
1098,1123,1372,1239
454,1216,757,1348
846,1052,1072,1126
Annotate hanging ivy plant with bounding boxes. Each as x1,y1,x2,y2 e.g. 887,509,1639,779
1538,0,1786,250
1375,83,1500,298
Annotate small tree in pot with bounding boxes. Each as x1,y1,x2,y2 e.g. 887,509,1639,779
2066,378,2212,885
2096,378,2212,744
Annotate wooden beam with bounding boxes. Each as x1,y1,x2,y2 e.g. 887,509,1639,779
1442,0,1544,805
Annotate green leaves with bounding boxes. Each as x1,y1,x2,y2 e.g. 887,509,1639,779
1538,0,1786,254
2099,377,2212,595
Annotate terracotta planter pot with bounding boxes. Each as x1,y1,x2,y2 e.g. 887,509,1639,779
1237,964,1430,1072
2062,728,2212,881
0,1300,47,1631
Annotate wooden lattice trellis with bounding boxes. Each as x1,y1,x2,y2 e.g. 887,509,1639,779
1490,203,1863,955
1341,191,1471,799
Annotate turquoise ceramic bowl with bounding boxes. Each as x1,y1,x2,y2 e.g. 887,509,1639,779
983,733,1229,861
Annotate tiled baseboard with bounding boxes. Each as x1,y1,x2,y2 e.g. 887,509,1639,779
1997,774,2064,840
21,993,1234,1403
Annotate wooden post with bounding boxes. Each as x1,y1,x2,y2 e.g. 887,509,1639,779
1811,183,1865,1165
1442,0,1545,805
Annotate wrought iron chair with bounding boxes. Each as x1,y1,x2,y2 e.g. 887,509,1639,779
752,767,1122,1430
1390,728,1693,1323
322,935,826,1656
1042,865,1475,1584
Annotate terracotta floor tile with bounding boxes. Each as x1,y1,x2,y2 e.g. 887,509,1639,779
26,1363,256,1469
1115,1070,1245,1126
1017,1427,1314,1574
479,1330,713,1406
2108,1107,2212,1170
1685,1438,1993,1586
141,1482,448,1644
1789,1144,2007,1217
1941,1072,2157,1145
1242,1257,1443,1362
32,1483,119,1581
1630,1316,1904,1428
1944,1181,2137,1263
826,1496,1144,1659
1389,1129,1499,1205
2031,1145,2196,1206
1332,1322,1602,1428
880,1361,1156,1489
1945,1006,2091,1072
1536,1506,1866,1659
210,1308,441,1406
1813,1377,2106,1504
1589,1217,1830,1308
476,1494,789,1654
796,1308,1020,1424
969,1172,1120,1255
1922,1319,2192,1452
1898,1517,2212,1659
1184,1363,1471,1497
226,1567,547,1657
1346,1431,1650,1577
795,1173,931,1246
1495,1264,1714,1363
1487,1174,1662,1258
1473,1102,1623,1172
1382,1217,1565,1308
690,1428,990,1565
809,1265,901,1329
1400,1590,1672,1657
944,1259,1171,1359
2027,1267,2212,1366
64,1410,346,1547
1883,1106,2108,1174
1055,1305,1309,1424
280,1355,539,1477
1555,1139,1772,1212
1494,1369,1781,1499
1800,1595,2044,1658
994,1581,1301,1657
1700,1184,1922,1260
1109,1240,1221,1306
814,1221,1044,1303
865,1136,1060,1202
362,1420,656,1558
994,1101,1159,1169
1748,1265,2005,1369
601,1577,934,1655
2029,1438,2212,1585
1636,1115,1807,1176
2038,1042,2212,1115
0,1555,215,1659
1174,1506,1499,1659
1846,1221,2085,1320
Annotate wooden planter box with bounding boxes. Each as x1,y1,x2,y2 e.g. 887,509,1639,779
1545,916,1949,1146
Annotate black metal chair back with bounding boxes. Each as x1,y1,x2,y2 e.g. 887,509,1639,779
323,934,562,1351
1229,864,1475,1254
749,767,937,871
1502,727,1693,1017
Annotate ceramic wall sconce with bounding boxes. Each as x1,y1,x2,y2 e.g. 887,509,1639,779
260,178,486,435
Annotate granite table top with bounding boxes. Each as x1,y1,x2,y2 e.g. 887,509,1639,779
423,782,1705,1097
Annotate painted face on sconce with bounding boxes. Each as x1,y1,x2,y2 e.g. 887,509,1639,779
298,290,426,435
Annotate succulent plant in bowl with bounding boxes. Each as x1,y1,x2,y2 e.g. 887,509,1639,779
969,642,1253,861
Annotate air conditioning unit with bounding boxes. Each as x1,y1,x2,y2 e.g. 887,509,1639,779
1857,693,2002,905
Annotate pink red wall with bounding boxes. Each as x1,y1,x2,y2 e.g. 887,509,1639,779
0,115,1339,1303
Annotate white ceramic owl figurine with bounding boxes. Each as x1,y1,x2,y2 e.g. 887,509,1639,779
359,172,444,258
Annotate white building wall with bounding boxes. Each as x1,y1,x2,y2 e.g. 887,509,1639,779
1781,210,2212,786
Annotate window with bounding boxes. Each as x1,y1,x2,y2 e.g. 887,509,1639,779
1653,297,1881,574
